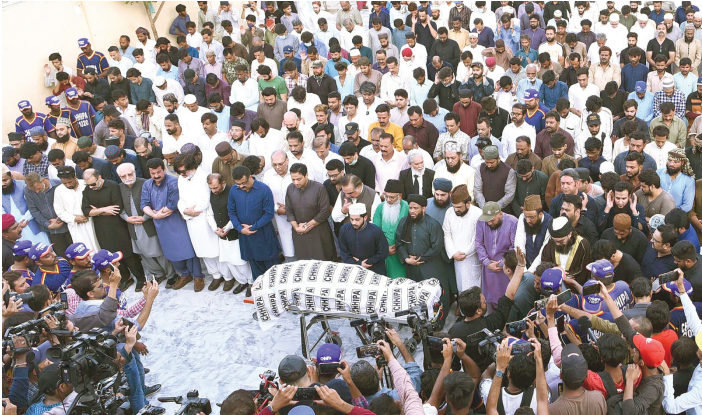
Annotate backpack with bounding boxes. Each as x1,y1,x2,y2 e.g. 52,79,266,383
598,366,627,415
496,385,535,415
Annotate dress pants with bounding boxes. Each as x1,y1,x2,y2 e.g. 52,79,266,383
119,254,146,283
48,232,73,258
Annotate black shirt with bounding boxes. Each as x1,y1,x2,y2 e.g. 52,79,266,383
575,215,599,247
85,78,113,106
2,238,14,273
136,146,163,180
345,155,376,190
413,20,438,59
613,251,643,284
110,77,132,104
646,38,676,72
612,116,650,140
559,66,579,87
479,107,511,139
600,89,628,120
265,9,283,24
620,46,633,66
447,295,514,371
323,179,342,236
601,227,649,263
684,259,702,302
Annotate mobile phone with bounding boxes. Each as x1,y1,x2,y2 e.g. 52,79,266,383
556,289,572,305
356,344,379,358
318,362,342,375
59,292,68,303
526,312,538,321
658,271,679,285
293,387,320,401
582,284,600,297
122,318,134,330
426,336,456,352
556,315,566,333
511,342,533,355
506,320,528,335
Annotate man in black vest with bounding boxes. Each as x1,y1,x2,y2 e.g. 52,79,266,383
207,173,252,292
116,163,175,288
338,142,376,189
474,145,517,216
516,194,553,268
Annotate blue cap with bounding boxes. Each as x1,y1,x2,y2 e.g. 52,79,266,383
524,89,539,100
65,87,79,99
283,45,294,53
78,38,90,47
45,96,61,107
18,100,31,110
92,249,123,270
105,145,121,160
586,259,614,279
697,76,702,86
12,240,32,256
288,407,314,415
663,278,693,296
64,242,92,260
317,343,342,363
540,268,563,292
582,279,604,313
28,243,54,261
635,81,646,93
29,126,46,137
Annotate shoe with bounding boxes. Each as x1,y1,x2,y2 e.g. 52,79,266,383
252,311,259,321
119,278,134,291
165,278,177,289
145,384,161,397
233,283,249,295
150,406,166,415
144,368,150,374
245,286,252,297
172,275,193,290
194,278,205,292
155,275,167,284
135,282,144,292
223,279,236,291
208,279,222,291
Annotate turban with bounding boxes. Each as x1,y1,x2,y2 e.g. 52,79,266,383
668,148,696,178
433,178,452,192
2,213,16,231
407,194,427,207
136,27,151,38
401,48,413,58
549,216,572,238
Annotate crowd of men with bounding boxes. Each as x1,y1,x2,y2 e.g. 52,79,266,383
6,1,702,415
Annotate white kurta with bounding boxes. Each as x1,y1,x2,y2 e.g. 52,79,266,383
53,181,100,252
3,196,50,246
177,168,220,259
205,203,252,284
285,150,326,183
514,213,552,263
248,129,286,172
443,206,482,293
262,168,295,257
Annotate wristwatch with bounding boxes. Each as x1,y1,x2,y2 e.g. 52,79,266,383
495,370,504,378
266,405,274,413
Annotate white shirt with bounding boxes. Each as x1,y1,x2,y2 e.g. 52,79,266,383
248,128,286,172
286,149,327,183
399,58,426,81
161,130,198,152
485,65,506,85
495,89,518,113
400,44,428,68
197,130,230,153
645,141,678,170
480,379,538,415
251,58,279,79
562,110,582,139
434,162,476,197
456,62,473,84
135,39,158,65
339,113,369,141
632,23,657,50
463,44,485,64
230,78,260,108
187,32,203,50
380,71,411,104
116,104,139,134
137,105,168,144
612,138,630,160
153,80,185,107
48,160,77,181
200,39,224,63
568,82,600,113
280,124,315,150
472,8,497,31
317,151,344,178
502,122,537,155
133,61,159,81
177,106,210,137
538,41,564,65
108,57,133,75
287,94,322,126
373,150,408,192
331,186,381,223
340,26,370,53
575,129,613,161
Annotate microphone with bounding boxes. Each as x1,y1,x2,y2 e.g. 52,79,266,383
578,316,597,344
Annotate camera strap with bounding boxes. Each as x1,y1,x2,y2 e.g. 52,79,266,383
497,385,535,414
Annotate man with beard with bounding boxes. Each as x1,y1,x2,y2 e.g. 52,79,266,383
338,202,388,275
511,158,548,214
2,165,50,246
433,142,475,199
443,184,482,293
116,163,175,288
81,169,146,291
535,110,576,160
161,113,196,153
2,214,22,272
640,223,677,282
52,166,99,252
468,117,502,162
474,145,517,215
536,216,592,284
671,241,702,301
15,100,57,139
51,119,79,160
428,67,460,113
285,132,324,183
370,179,408,278
612,100,650,141
211,141,244,187
72,150,115,182
635,169,676,221
601,212,649,264
23,172,72,257
658,148,696,211
426,178,452,225
474,201,517,312
28,126,55,157
560,193,599,247
549,168,599,224
399,150,434,200
28,242,72,293
515,194,553,268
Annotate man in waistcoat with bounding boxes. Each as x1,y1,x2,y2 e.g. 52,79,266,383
473,145,517,216
330,173,381,226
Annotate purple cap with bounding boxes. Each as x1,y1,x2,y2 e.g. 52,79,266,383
28,243,54,261
697,76,702,86
524,89,539,100
92,249,123,270
283,45,294,53
12,240,33,256
317,343,342,364
64,242,92,260
45,96,61,107
663,278,693,296
586,259,614,279
65,87,79,99
582,279,605,313
635,81,646,93
540,268,563,292
78,38,90,47
31,341,53,365
18,100,31,110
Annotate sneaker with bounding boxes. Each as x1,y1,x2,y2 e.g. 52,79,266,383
150,406,166,415
208,279,222,291
119,278,134,291
145,384,161,397
222,279,236,291
233,283,249,295
172,275,193,290
245,286,252,297
194,278,205,292
165,278,177,289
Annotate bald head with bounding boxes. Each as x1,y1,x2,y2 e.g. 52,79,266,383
83,168,99,181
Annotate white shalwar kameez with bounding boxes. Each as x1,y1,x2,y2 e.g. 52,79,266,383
442,205,483,293
53,181,100,252
262,168,295,258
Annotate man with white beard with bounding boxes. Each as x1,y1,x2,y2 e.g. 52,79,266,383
442,184,482,292
115,163,176,284
262,150,295,261
371,179,408,278
632,14,656,50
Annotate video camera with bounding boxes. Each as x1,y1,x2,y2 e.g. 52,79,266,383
350,314,388,344
466,329,533,361
158,390,212,415
3,290,35,305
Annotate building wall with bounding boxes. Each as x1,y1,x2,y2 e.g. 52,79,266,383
1,1,200,141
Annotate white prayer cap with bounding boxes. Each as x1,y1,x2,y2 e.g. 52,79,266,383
183,94,197,105
664,13,674,21
162,143,178,154
638,13,649,22
154,76,166,87
469,32,479,38
349,203,366,216
503,5,514,14
349,49,361,57
599,161,615,174
696,11,702,19
554,10,562,18
609,13,620,22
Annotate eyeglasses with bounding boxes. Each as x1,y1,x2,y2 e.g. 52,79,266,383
86,181,99,188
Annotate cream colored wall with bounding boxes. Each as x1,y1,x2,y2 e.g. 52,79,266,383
1,0,202,141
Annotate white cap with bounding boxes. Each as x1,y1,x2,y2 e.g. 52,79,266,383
695,11,702,19
664,13,674,20
599,161,615,174
469,32,479,38
349,203,366,216
154,76,166,87
183,94,197,105
349,49,361,57
609,13,620,22
503,5,514,14
638,13,649,22
162,143,178,154
554,10,562,18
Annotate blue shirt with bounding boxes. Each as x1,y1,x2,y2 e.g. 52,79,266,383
169,14,191,35
212,106,231,132
393,27,411,49
119,46,136,63
525,104,549,134
299,40,328,60
324,58,350,78
36,258,72,293
473,27,495,48
66,101,97,137
641,244,676,282
516,78,543,104
157,65,179,81
650,9,665,25
627,90,655,123
496,26,520,55
77,51,109,75
674,72,698,98
227,179,281,261
657,168,696,211
621,63,649,93
369,9,391,30
516,47,539,68
680,227,702,254
424,107,449,134
538,81,568,109
523,28,546,50
335,75,355,102
184,45,199,59
278,57,302,76
15,112,55,138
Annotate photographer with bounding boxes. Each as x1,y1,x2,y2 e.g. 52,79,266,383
2,273,31,312
92,250,147,317
258,384,376,415
71,269,120,331
448,247,527,371
367,339,424,415
24,363,78,415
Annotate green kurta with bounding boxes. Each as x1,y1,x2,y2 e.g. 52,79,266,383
373,200,409,278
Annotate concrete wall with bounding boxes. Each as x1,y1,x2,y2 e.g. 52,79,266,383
1,1,201,141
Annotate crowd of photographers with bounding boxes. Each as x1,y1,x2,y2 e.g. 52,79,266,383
6,0,702,415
